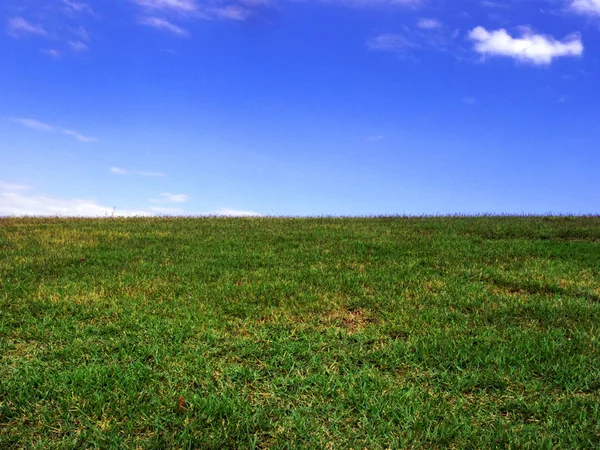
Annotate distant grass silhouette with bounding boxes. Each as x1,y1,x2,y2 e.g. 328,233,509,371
1,216,600,448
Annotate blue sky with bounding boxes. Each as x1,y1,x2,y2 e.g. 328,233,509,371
1,0,599,216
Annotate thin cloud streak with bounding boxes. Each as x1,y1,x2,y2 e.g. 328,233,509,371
150,193,190,203
62,129,97,143
139,16,190,36
11,117,98,143
10,118,55,132
110,167,166,177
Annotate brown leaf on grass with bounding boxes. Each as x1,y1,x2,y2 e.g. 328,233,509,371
178,396,186,414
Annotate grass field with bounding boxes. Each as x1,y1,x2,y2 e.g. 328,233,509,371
1,216,600,449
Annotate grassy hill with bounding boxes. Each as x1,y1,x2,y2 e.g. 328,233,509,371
1,216,600,448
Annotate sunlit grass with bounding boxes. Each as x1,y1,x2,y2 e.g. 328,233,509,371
1,216,599,448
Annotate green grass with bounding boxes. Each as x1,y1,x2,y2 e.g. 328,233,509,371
1,216,600,449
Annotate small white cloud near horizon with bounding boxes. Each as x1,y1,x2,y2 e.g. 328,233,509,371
0,182,30,192
469,26,583,65
110,167,166,177
0,182,151,217
213,208,262,217
570,0,600,15
7,17,48,38
151,193,190,203
0,181,261,218
149,206,186,215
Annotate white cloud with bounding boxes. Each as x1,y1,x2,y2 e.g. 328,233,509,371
462,96,478,105
366,135,385,141
0,181,263,217
62,129,97,143
10,118,55,132
41,49,62,58
139,16,190,36
368,33,415,52
7,17,48,38
70,26,90,41
151,193,190,203
149,206,185,214
0,182,29,192
110,167,128,175
110,167,166,177
10,117,97,143
208,5,252,20
570,0,600,15
316,0,421,6
469,26,583,65
0,183,150,217
213,208,262,217
68,40,89,51
368,20,457,56
62,0,95,15
417,18,441,29
133,0,199,13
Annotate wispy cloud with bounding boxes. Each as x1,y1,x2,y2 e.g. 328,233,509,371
139,16,190,36
368,33,416,52
0,182,30,192
132,0,275,28
469,26,583,65
133,0,199,13
462,96,478,105
68,40,89,51
570,0,600,15
70,26,90,41
151,193,190,203
10,117,55,132
417,18,441,29
368,23,456,56
110,167,166,177
366,135,385,141
208,5,252,21
317,0,421,7
41,49,62,58
7,17,48,38
62,129,97,143
11,117,98,143
62,0,95,15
